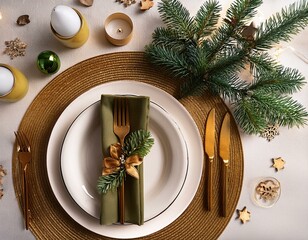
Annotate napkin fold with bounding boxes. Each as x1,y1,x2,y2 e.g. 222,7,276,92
100,95,150,225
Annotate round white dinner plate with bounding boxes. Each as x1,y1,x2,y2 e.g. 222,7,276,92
61,101,188,220
47,81,203,239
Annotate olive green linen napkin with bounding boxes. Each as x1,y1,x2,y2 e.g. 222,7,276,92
100,95,150,225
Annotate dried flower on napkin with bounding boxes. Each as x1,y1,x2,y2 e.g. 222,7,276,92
272,157,285,171
237,206,251,224
3,38,27,59
16,15,30,25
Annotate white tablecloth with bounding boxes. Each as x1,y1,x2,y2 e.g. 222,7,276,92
0,0,308,239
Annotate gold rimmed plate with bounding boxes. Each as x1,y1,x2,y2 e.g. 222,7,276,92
47,81,203,238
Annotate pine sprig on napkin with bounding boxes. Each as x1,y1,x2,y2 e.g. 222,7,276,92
123,130,154,158
97,170,125,194
97,130,154,194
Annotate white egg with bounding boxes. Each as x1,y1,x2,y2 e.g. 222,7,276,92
51,5,81,38
0,67,14,96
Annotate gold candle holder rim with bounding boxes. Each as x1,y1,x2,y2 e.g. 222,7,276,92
104,12,133,46
50,8,84,40
0,64,15,98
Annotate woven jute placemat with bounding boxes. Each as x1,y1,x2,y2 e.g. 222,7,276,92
12,52,243,240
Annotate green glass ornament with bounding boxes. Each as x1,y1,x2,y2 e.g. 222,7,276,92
37,50,60,74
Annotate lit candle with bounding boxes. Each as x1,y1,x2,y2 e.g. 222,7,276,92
0,64,28,102
104,13,133,46
0,11,2,20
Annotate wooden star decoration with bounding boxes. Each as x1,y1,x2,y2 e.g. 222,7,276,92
237,206,251,224
272,157,285,171
241,22,257,40
140,0,154,10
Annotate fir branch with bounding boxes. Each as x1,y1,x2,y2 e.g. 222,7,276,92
123,130,154,158
226,0,262,26
145,0,308,135
255,0,308,50
248,52,280,72
255,93,308,126
207,0,262,57
151,27,188,52
207,47,246,76
180,77,207,97
206,21,235,59
234,92,308,133
233,98,268,134
158,0,195,38
208,74,248,101
194,0,221,39
145,45,192,78
185,45,208,78
97,170,125,194
249,67,306,94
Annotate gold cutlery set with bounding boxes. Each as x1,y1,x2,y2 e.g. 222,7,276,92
204,108,231,217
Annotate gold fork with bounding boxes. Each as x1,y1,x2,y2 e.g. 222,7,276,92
113,97,130,224
14,130,32,230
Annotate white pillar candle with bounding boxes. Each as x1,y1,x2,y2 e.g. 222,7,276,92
0,66,14,96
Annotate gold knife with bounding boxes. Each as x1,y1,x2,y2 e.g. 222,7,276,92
219,112,231,217
204,108,215,211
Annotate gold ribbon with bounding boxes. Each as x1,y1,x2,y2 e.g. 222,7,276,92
102,143,143,179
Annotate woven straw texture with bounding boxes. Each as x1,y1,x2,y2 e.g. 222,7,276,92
12,52,243,240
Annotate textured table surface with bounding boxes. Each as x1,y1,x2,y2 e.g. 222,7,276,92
0,0,308,239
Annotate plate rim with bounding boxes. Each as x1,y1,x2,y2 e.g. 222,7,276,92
46,80,203,239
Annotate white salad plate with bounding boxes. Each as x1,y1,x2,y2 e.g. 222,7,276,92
47,81,203,239
61,100,189,220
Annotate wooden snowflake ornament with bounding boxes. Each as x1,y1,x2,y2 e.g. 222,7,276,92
237,206,251,224
260,124,279,141
256,180,280,201
140,0,154,10
272,157,285,171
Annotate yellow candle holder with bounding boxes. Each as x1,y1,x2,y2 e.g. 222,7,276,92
51,9,89,48
0,64,28,102
104,13,133,46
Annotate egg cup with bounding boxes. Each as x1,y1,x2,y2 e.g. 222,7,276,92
0,64,28,102
51,9,89,48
